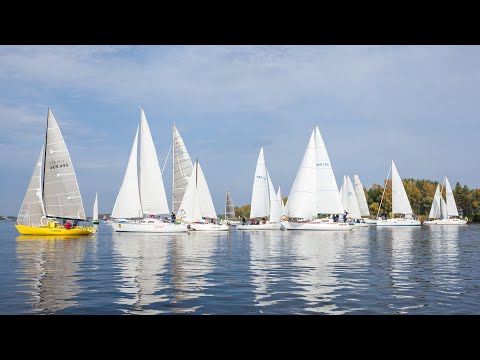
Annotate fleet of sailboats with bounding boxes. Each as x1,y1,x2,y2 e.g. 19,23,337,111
15,109,95,236
15,107,470,237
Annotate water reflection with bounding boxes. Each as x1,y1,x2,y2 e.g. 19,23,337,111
112,232,173,314
170,232,219,313
289,231,350,314
249,231,285,309
16,235,90,314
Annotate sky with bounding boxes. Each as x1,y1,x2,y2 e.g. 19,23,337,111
1,45,479,216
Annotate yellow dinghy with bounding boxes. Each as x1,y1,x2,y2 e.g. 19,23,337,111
16,222,96,236
15,108,95,237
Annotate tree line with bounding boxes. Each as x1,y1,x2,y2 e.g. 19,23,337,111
234,179,480,222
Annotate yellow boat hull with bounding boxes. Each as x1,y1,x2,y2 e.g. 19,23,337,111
15,224,96,236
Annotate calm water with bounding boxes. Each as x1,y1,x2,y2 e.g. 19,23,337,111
1,221,479,314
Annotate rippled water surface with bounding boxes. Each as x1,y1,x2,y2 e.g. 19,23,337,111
1,222,479,314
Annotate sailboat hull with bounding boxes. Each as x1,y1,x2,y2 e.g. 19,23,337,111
423,219,467,225
112,221,189,233
236,223,283,230
281,220,351,231
189,223,229,231
376,218,421,226
92,220,99,225
15,224,96,235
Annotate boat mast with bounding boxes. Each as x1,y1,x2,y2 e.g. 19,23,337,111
225,188,227,220
42,108,49,212
172,122,175,213
376,162,392,219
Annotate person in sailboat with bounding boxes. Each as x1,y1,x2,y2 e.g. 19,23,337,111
343,210,349,222
262,218,266,224
242,216,246,225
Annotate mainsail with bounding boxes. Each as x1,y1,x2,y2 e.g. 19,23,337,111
172,125,193,214
267,170,282,223
429,184,442,219
346,175,362,219
276,186,285,215
17,146,46,227
42,109,86,220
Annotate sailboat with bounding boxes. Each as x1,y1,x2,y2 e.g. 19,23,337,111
92,192,99,224
423,178,467,225
353,175,376,224
110,108,188,233
15,109,95,235
281,127,351,231
177,159,229,231
236,147,283,230
277,186,286,215
340,175,368,227
223,189,240,226
376,160,421,226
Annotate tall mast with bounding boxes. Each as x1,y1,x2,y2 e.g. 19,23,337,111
172,122,175,213
42,108,49,207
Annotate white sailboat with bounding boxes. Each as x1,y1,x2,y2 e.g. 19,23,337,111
16,109,95,236
177,159,229,231
353,175,376,224
111,108,188,233
341,175,368,227
281,127,350,231
376,160,421,226
223,189,240,226
172,124,194,214
237,148,283,230
92,192,99,224
423,178,467,225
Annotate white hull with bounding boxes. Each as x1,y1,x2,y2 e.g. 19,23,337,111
112,221,189,233
281,220,351,231
236,222,283,230
423,219,467,225
350,222,369,228
376,218,421,226
365,219,378,225
189,223,229,231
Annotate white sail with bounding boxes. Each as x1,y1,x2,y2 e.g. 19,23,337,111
139,108,169,215
346,175,362,219
276,186,285,215
285,130,317,219
391,161,413,215
17,146,46,227
111,126,142,219
267,170,282,223
340,177,347,211
225,190,235,219
43,109,86,220
172,124,193,214
92,192,98,221
441,197,448,219
429,185,442,219
315,127,343,214
250,147,270,218
353,175,370,217
445,177,459,217
178,160,217,222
